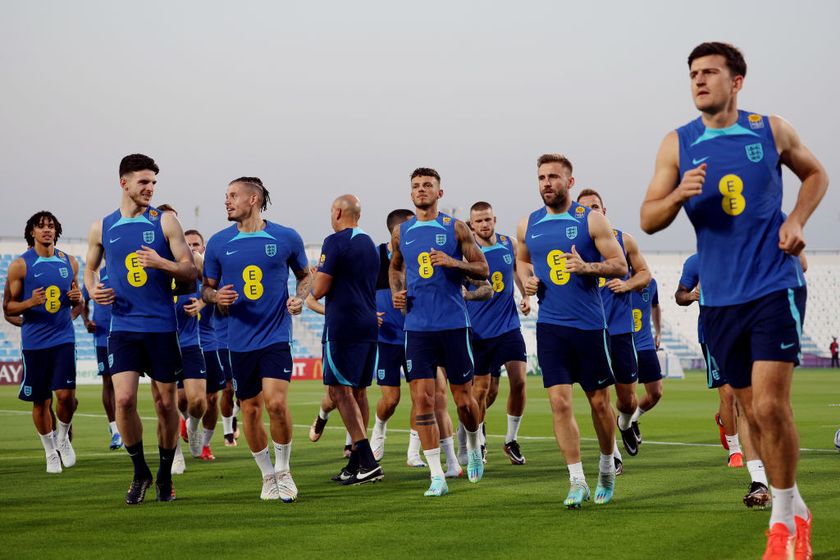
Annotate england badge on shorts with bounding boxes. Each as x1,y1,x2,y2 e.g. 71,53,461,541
406,360,412,373
143,231,155,244
265,244,277,257
745,143,764,163
23,385,32,397
378,369,385,381
566,226,578,240
435,234,446,246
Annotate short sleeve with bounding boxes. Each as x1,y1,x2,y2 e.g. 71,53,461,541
286,229,309,273
651,279,659,306
204,238,221,282
679,256,699,290
318,234,341,277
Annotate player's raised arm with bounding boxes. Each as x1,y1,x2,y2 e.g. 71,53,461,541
141,211,197,283
770,115,829,256
428,220,489,280
83,220,114,306
568,211,627,278
515,216,537,297
2,258,36,317
388,225,406,309
640,131,705,234
606,233,651,293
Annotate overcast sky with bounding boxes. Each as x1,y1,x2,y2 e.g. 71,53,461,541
2,0,838,250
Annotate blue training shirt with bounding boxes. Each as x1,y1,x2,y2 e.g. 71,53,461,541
631,278,658,351
102,207,177,333
174,282,200,348
466,233,520,339
679,253,704,344
599,228,633,335
20,248,75,350
525,202,606,330
317,227,379,343
204,221,308,353
400,213,470,332
375,243,404,345
677,110,804,307
82,265,112,348
197,284,220,352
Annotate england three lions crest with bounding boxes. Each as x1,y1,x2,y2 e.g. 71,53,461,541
566,226,578,240
265,244,277,257
143,231,155,244
435,234,447,246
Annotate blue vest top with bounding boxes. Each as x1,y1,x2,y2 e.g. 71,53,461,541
466,233,520,339
20,248,75,350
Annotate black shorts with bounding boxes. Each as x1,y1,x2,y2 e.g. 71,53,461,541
323,341,377,388
473,329,527,377
375,342,406,387
609,333,638,385
203,350,227,393
230,342,293,400
217,348,233,382
405,328,474,385
108,331,182,383
96,345,110,376
700,287,806,389
537,323,614,392
19,343,76,402
636,349,662,384
701,343,728,389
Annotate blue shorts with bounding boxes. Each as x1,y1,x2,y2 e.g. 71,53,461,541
19,343,76,402
203,350,227,393
176,345,206,389
700,287,806,390
537,323,614,392
230,342,293,400
609,333,638,385
375,342,406,387
701,342,728,389
217,348,233,382
323,341,377,388
108,331,182,383
405,328,474,385
473,328,527,377
636,349,662,384
96,345,111,376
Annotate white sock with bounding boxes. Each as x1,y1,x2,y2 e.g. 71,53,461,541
424,447,445,479
273,441,291,473
505,415,522,444
440,436,459,469
465,428,480,451
319,407,330,421
57,421,70,443
617,411,632,431
374,416,386,437
567,461,585,482
792,483,809,520
39,431,56,454
232,401,240,417
407,430,422,458
726,434,741,455
222,415,233,435
202,428,214,448
345,431,352,446
613,440,623,461
187,415,201,433
175,438,184,458
51,430,57,447
455,422,466,451
251,446,274,477
479,422,486,446
769,486,796,533
631,406,646,424
599,452,615,475
747,460,768,486
108,421,119,435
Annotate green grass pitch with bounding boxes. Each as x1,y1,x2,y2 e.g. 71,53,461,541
1,370,838,559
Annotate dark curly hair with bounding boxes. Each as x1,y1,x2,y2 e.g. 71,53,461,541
24,211,62,248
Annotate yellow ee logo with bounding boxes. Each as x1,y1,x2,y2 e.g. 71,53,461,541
547,250,570,286
491,271,505,292
242,265,264,300
418,252,434,279
719,174,746,216
44,285,62,313
633,308,643,332
125,253,148,287
598,277,606,288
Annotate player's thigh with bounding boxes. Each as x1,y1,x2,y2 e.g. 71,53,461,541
440,328,475,385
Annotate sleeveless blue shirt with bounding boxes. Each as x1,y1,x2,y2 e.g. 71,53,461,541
599,228,633,335
466,233,520,339
631,278,658,351
20,248,75,350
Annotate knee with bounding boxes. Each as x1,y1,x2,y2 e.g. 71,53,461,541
414,391,435,412
549,396,572,416
648,386,663,404
264,397,288,417
751,397,787,423
383,393,400,411
589,395,611,417
116,393,136,411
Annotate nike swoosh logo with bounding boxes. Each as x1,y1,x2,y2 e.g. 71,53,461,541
109,238,121,244
354,468,380,481
780,342,796,350
338,471,353,481
226,250,238,255
405,239,416,245
283,368,292,373
597,378,608,384
34,273,44,277
530,234,544,239
200,370,206,374
692,156,709,165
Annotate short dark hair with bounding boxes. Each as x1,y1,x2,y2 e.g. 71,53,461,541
688,42,747,78
577,188,603,206
156,203,177,215
24,211,62,248
119,154,159,177
386,209,415,233
184,229,204,243
410,168,441,183
230,176,271,212
537,154,573,174
470,201,493,213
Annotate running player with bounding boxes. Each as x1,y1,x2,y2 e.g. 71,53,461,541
202,176,311,502
3,211,83,474
81,263,122,450
676,254,770,508
628,278,663,459
517,154,628,508
390,167,488,497
311,194,383,485
464,201,529,465
84,154,197,503
640,42,827,557
577,189,652,457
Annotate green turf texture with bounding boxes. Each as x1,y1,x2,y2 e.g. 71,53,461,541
1,370,838,559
